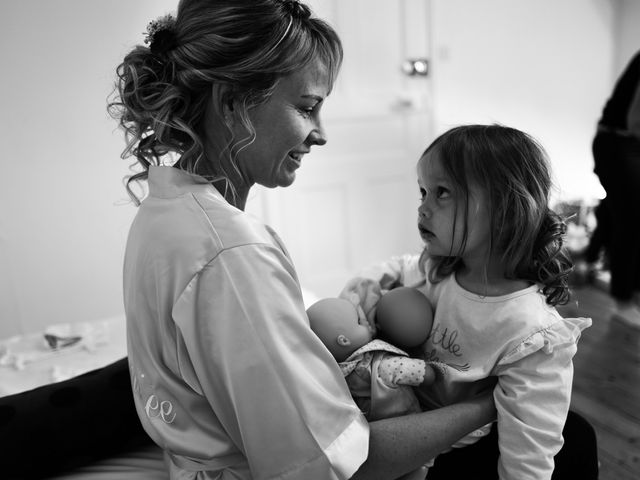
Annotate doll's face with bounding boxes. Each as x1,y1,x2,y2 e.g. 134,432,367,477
307,298,373,362
375,286,433,350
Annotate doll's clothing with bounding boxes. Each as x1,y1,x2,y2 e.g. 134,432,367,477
340,339,436,421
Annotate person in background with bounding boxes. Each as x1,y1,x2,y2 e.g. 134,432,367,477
341,125,595,479
108,1,495,478
581,49,640,329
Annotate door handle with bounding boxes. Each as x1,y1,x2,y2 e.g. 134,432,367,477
401,58,429,77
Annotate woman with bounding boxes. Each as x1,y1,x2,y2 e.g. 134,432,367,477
109,0,494,478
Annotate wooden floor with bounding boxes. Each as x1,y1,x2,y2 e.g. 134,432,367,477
557,280,640,480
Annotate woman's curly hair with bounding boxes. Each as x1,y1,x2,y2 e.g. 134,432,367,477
419,124,573,306
107,0,342,204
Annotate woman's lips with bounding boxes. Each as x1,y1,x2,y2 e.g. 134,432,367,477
287,150,310,168
286,153,302,168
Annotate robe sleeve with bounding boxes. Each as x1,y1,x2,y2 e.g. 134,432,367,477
173,243,369,480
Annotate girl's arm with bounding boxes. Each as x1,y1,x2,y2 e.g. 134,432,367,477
351,392,496,479
493,336,580,480
343,254,424,291
339,254,424,329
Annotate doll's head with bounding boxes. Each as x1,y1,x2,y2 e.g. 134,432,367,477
374,286,433,351
307,298,373,362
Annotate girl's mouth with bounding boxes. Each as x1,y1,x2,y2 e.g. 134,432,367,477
418,225,434,239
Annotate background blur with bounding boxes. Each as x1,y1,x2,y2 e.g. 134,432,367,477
1,0,639,338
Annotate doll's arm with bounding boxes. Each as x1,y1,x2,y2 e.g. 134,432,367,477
377,356,440,388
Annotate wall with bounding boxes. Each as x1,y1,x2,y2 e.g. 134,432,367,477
0,1,175,336
614,0,640,73
0,0,637,338
429,0,617,203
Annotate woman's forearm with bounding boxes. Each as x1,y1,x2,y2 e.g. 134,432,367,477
351,393,496,480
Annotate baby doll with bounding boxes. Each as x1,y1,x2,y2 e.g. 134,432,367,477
307,286,444,422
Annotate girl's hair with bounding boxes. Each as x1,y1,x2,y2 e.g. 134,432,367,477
420,124,572,306
108,0,343,204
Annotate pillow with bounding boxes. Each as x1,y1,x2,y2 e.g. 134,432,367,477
0,357,153,479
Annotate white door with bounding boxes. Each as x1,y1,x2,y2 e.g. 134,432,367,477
247,0,434,299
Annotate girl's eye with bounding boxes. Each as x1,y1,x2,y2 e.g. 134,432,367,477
419,185,451,201
436,186,451,199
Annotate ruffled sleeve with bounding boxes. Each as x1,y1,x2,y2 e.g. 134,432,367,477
497,316,591,367
493,316,592,480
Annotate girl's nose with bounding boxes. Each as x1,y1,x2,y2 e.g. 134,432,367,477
418,204,431,219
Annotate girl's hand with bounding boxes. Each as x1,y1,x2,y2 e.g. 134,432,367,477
341,291,374,334
339,277,387,335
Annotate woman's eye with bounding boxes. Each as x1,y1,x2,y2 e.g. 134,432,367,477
419,188,426,200
299,106,315,118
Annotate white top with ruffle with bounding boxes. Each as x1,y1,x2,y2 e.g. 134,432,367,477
341,253,591,480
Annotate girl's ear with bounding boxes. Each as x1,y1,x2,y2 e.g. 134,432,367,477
336,335,351,347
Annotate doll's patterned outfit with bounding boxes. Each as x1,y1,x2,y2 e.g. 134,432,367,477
340,253,592,480
340,339,446,480
339,338,433,421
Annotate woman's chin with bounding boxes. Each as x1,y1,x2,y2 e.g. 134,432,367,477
277,171,297,188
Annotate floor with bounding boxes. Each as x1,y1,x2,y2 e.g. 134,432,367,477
557,279,640,480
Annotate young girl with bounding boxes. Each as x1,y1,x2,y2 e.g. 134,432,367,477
341,124,592,480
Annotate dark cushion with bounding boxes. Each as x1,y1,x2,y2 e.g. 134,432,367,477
426,410,599,479
0,357,153,479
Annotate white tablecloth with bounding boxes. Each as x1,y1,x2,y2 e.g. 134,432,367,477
0,314,127,397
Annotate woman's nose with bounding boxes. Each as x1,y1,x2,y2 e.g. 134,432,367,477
308,122,327,146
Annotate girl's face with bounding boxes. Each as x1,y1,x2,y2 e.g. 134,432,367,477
417,150,492,264
234,59,331,188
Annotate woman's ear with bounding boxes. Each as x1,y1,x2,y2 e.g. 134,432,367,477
336,335,351,347
210,84,235,124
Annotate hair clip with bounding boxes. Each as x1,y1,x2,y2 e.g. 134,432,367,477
144,13,178,54
279,0,309,19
